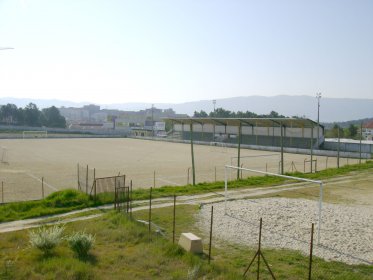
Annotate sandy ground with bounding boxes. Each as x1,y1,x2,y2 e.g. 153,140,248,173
0,137,361,202
197,198,373,265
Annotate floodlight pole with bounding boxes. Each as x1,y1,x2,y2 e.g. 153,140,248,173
316,93,321,147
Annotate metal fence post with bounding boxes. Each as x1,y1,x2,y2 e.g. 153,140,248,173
208,205,214,264
309,223,315,280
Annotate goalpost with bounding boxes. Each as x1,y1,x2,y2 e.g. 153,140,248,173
0,146,8,164
224,164,324,244
22,130,48,139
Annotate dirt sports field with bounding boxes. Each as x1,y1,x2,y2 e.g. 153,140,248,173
0,137,362,203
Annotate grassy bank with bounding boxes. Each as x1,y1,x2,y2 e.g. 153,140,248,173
1,161,372,223
1,205,371,279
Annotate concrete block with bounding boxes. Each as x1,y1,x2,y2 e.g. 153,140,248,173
178,232,203,254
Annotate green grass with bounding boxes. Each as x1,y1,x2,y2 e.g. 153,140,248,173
1,205,371,279
0,189,94,223
1,161,373,223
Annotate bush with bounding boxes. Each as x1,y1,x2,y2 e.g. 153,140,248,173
67,231,95,258
29,224,64,254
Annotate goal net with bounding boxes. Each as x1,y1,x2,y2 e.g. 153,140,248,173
90,175,126,197
223,165,324,244
77,164,95,194
22,130,48,139
230,153,281,178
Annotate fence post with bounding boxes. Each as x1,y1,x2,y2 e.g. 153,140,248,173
214,166,217,182
359,122,362,164
187,167,190,185
86,165,89,194
208,205,214,264
257,218,262,280
153,170,156,188
130,180,133,218
308,223,315,280
42,177,44,199
114,177,117,210
77,163,80,190
1,181,3,203
149,187,152,239
172,195,176,244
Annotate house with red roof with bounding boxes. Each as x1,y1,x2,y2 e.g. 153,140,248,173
362,121,373,140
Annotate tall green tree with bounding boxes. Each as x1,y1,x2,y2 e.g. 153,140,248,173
193,110,208,117
23,103,41,126
41,106,66,128
348,124,358,138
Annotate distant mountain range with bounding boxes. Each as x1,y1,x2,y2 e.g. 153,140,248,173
1,95,372,123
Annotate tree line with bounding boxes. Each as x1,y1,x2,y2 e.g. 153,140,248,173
0,103,66,128
193,108,286,118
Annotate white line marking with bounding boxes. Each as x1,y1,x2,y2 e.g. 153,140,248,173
157,177,182,186
26,173,58,191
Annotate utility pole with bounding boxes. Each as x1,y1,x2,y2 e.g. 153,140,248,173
316,93,321,148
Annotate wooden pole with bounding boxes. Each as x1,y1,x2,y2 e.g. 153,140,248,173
208,205,214,264
187,167,190,185
149,187,152,238
190,123,196,186
130,180,133,218
86,165,89,194
172,195,176,244
153,170,156,188
42,177,44,199
77,163,80,190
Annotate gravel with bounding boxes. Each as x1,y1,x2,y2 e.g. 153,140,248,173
197,198,373,265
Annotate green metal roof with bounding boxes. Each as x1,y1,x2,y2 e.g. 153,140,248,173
162,117,321,128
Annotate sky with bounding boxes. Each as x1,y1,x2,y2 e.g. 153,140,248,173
0,0,372,105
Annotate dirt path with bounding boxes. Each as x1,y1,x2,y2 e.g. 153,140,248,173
2,173,371,233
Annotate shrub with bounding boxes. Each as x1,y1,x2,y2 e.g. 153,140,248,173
29,224,64,254
67,231,95,258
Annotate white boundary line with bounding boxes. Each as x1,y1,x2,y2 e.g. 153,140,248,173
224,165,323,244
26,173,58,191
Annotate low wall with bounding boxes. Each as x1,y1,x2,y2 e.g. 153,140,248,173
130,136,372,159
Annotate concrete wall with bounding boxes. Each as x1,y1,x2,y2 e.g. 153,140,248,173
323,139,373,154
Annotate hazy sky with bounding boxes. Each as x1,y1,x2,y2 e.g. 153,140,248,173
0,0,372,104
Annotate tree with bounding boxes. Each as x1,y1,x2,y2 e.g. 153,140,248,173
23,103,41,126
193,110,208,117
209,108,232,118
348,124,358,138
41,106,66,128
0,103,19,124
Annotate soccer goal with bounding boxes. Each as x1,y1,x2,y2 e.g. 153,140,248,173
22,130,48,139
223,164,324,244
0,146,8,164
